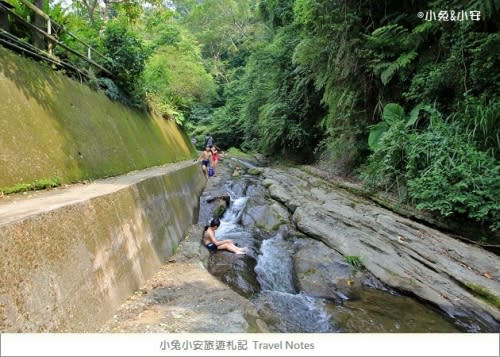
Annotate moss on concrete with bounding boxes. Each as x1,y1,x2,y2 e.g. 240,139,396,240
0,46,197,189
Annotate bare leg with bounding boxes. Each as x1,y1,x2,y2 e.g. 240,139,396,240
202,165,208,179
218,242,247,254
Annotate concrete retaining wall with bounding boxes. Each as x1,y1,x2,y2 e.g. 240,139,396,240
0,162,205,332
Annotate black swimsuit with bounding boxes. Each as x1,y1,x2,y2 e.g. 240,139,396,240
205,243,217,251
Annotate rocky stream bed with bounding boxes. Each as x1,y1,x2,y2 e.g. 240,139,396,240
100,156,500,333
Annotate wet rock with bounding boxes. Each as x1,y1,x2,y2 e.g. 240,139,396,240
240,200,290,232
206,193,230,207
232,167,244,177
245,181,267,197
248,168,264,176
252,290,335,332
262,167,500,332
293,239,363,301
205,194,231,219
208,252,260,298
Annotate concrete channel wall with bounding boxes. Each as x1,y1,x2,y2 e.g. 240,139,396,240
0,162,205,332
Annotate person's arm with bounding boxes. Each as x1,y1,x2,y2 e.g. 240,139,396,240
206,230,220,245
207,230,232,246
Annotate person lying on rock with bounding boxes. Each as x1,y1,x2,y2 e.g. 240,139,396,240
202,218,248,254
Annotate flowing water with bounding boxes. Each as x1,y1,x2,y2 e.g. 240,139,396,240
202,164,462,333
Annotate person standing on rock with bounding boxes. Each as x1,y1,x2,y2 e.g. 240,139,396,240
211,144,219,176
197,146,213,179
202,218,247,254
204,134,214,148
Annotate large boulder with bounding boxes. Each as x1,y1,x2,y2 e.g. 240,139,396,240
207,252,260,298
294,239,363,301
263,167,500,332
240,200,290,232
206,193,231,218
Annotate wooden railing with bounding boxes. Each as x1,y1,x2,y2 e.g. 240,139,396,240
0,0,114,79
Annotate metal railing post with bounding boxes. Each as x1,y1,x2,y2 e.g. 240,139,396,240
47,18,52,56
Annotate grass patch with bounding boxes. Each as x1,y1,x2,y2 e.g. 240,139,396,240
464,283,500,309
33,177,61,190
1,183,33,194
345,255,363,270
1,177,61,195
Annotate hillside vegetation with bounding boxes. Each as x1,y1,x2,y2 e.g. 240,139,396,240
0,46,196,190
3,0,498,235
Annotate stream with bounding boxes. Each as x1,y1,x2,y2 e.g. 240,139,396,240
199,159,462,333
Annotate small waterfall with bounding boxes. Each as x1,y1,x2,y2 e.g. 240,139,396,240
216,196,254,249
254,230,294,292
220,197,247,225
253,230,335,332
206,180,335,332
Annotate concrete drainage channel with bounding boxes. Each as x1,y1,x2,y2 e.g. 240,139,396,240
0,161,204,332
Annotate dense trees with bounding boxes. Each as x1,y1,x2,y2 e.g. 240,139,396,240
197,0,499,232
6,0,499,232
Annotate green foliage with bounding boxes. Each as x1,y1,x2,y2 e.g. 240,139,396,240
405,122,499,230
102,19,149,107
368,103,428,151
344,255,363,270
142,8,180,50
217,18,326,158
258,0,294,28
364,24,421,86
144,39,215,110
462,96,500,159
32,177,61,190
1,177,61,195
364,103,499,231
141,8,215,125
34,0,498,234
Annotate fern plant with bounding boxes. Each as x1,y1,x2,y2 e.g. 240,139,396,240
363,22,438,86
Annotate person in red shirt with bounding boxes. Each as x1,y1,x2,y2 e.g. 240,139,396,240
211,145,220,176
